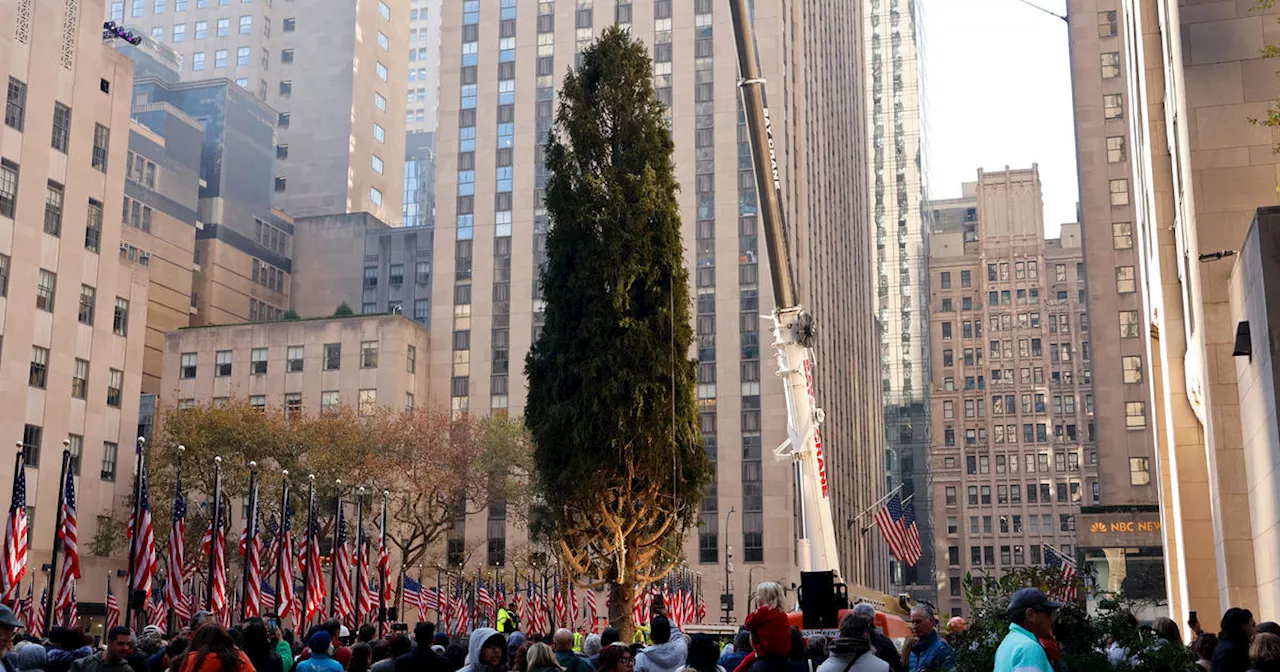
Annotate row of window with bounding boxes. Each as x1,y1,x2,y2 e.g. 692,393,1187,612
180,341,416,378
947,540,1071,570
22,424,119,478
28,349,125,405
940,421,1096,447
179,388,416,417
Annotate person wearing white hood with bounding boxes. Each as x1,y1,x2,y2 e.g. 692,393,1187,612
635,617,687,672
457,629,506,672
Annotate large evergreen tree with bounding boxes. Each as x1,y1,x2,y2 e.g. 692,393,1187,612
525,27,709,636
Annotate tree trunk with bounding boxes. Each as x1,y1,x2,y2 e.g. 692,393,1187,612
608,580,636,641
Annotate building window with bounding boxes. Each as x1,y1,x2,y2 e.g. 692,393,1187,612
359,389,377,416
239,15,251,32
215,48,227,68
249,395,266,411
92,124,110,171
378,0,390,19
21,425,41,468
372,155,384,174
101,442,118,481
321,391,339,412
1103,94,1124,120
274,177,287,192
192,52,205,71
71,358,90,399
251,347,268,374
0,159,17,221
173,23,185,41
370,187,383,206
1101,52,1120,78
376,62,388,81
1115,266,1136,293
51,103,71,152
375,92,386,111
5,77,26,131
29,346,49,389
1112,221,1133,249
107,369,123,407
374,123,385,143
1106,135,1126,162
287,345,304,372
76,284,96,325
1119,310,1140,338
43,181,64,236
238,46,251,65
406,345,417,373
216,17,229,35
1122,355,1143,383
284,393,302,418
1130,457,1150,485
1108,178,1129,206
36,269,56,311
215,350,232,376
362,302,377,314
283,17,296,31
324,343,341,370
361,341,379,368
1126,402,1147,429
1098,10,1117,37
181,352,198,378
113,297,130,336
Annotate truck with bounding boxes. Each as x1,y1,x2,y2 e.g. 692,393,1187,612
726,0,912,641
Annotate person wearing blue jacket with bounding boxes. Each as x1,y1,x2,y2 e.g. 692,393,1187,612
994,589,1060,672
296,633,343,672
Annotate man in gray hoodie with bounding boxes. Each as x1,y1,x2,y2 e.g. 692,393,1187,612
635,618,686,672
457,629,506,672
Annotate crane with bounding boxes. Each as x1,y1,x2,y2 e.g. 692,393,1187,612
727,0,911,636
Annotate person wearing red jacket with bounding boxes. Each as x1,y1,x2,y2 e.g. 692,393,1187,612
734,583,793,672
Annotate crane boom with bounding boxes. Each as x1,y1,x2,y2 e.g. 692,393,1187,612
727,0,842,592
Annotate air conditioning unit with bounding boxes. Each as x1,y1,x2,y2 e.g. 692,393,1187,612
139,251,151,265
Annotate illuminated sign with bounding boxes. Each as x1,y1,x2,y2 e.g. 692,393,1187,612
1090,520,1162,534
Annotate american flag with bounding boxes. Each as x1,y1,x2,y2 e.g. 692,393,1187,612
528,582,544,635
684,579,695,627
1044,545,1078,602
553,579,566,628
377,524,392,608
450,581,469,635
63,579,77,627
901,502,923,566
696,591,706,623
277,511,299,625
209,500,228,622
873,493,921,567
1,459,28,603
586,588,597,631
53,468,79,615
129,464,158,599
18,584,32,630
477,579,493,617
304,500,326,622
569,583,579,628
242,504,262,618
261,580,277,613
104,578,119,631
148,585,167,628
403,576,426,622
166,469,189,623
332,519,354,625
356,538,376,621
27,585,44,638
438,580,450,634
513,576,525,629
632,584,649,626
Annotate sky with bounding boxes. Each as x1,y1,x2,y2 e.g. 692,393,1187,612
920,0,1078,236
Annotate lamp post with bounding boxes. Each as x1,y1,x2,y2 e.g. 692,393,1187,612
721,506,734,624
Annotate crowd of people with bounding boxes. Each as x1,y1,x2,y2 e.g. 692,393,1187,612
4,582,1279,672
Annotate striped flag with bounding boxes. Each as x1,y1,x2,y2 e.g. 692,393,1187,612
210,501,228,623
873,493,920,566
403,576,426,622
104,578,119,631
18,584,32,631
261,580,277,614
632,584,648,626
586,588,597,631
28,586,44,638
1,459,28,603
148,587,167,628
63,580,78,627
356,539,376,622
569,584,579,628
277,511,299,625
128,461,158,599
166,468,189,623
477,579,493,618
377,524,392,608
1044,545,1078,602
242,503,262,618
304,500,326,622
696,591,706,623
900,502,923,566
53,469,79,616
553,579,566,628
332,519,354,625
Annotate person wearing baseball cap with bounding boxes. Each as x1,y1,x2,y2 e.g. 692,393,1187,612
993,588,1061,672
0,603,23,671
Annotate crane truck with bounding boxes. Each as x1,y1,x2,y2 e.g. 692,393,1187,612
726,0,912,640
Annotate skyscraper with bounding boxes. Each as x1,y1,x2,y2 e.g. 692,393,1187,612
427,0,887,596
113,0,409,222
405,0,442,133
926,168,1099,618
865,0,932,599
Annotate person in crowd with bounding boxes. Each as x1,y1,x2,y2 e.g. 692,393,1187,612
190,615,215,632
243,621,283,672
849,605,903,672
634,618,686,672
156,638,190,672
814,613,887,672
46,627,95,672
943,618,965,637
581,637,601,670
296,632,343,672
177,626,254,672
444,645,467,672
1216,608,1257,672
12,628,47,672
1151,617,1183,646
717,632,749,672
1260,625,1280,637
803,635,827,671
144,635,180,672
394,623,449,672
736,584,791,672
458,629,506,672
591,631,619,670
597,645,635,672
372,637,410,672
680,635,724,672
0,606,21,672
497,605,517,636
551,630,591,672
993,588,1060,672
900,605,953,672
71,627,135,672
1196,634,1221,672
1250,633,1280,672
785,628,809,672
526,644,562,672
356,629,375,646
573,629,587,656
270,624,294,672
509,641,533,672
349,644,372,672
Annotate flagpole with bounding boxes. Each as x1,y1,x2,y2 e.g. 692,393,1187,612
241,461,259,621
329,479,342,619
43,442,71,634
167,445,184,634
354,486,365,626
434,567,441,625
208,456,222,611
275,470,289,623
124,437,145,631
6,444,24,608
301,474,315,629
378,490,387,635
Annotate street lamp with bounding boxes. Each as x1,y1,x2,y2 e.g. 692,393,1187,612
722,507,735,624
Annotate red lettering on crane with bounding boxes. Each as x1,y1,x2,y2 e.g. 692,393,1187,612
802,359,829,497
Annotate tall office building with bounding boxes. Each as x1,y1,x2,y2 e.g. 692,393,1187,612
865,0,932,599
1067,0,1280,619
112,0,410,222
927,168,1100,618
406,0,442,133
3,0,149,603
428,0,887,599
